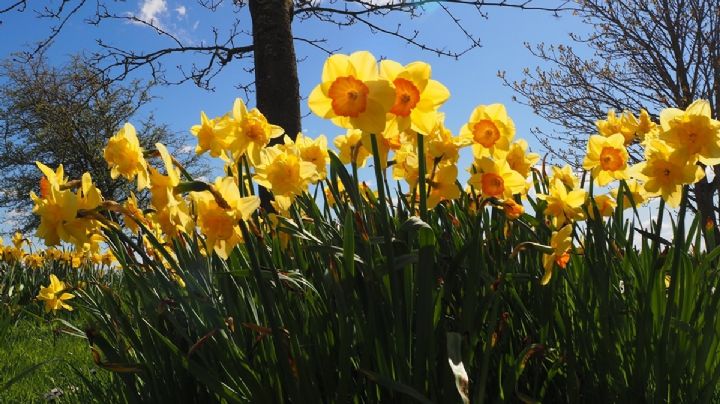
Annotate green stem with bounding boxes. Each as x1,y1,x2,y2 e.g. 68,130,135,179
658,186,688,402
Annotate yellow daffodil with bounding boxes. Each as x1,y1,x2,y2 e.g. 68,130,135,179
659,99,720,165
379,59,450,135
425,114,470,166
583,134,630,186
467,157,526,199
31,164,80,246
254,145,317,212
427,163,460,209
37,274,74,313
335,129,371,167
596,109,639,145
537,178,587,228
503,199,524,220
586,194,616,220
495,139,540,178
636,109,657,137
550,165,580,189
610,179,648,209
392,144,420,188
292,133,330,182
541,225,573,285
633,139,704,207
104,123,150,190
460,104,515,157
193,176,260,259
191,112,233,158
230,98,284,164
308,51,395,134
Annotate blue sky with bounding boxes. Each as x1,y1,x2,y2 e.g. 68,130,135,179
0,1,604,234
0,1,590,160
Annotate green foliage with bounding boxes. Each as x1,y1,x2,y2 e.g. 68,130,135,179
3,140,720,402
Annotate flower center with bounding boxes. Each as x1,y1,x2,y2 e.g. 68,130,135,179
481,173,505,197
599,147,625,171
390,78,420,117
244,119,267,142
328,76,369,117
472,120,501,148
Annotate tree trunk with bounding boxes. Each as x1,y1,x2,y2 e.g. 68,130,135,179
249,0,301,210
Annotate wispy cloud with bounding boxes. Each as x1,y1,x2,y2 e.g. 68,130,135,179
138,0,168,25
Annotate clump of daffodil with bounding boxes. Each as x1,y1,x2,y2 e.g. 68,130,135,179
191,111,233,158
460,103,515,157
467,157,527,200
291,133,330,182
583,133,630,186
335,129,371,167
308,51,395,134
254,143,317,213
427,163,460,209
37,274,74,313
379,59,450,136
541,225,573,285
659,99,720,165
633,139,704,207
230,98,285,165
586,194,617,220
537,178,587,228
192,176,260,259
104,123,150,190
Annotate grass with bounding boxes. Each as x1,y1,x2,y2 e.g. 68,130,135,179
0,316,110,403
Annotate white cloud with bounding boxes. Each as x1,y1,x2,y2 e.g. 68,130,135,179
175,5,187,18
138,0,168,24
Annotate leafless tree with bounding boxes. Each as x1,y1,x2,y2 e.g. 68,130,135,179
502,0,720,244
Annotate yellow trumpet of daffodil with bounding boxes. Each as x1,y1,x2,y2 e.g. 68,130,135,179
308,51,395,134
461,103,515,158
379,59,450,136
467,157,526,200
541,225,573,285
659,99,720,165
583,133,630,186
633,139,704,207
104,123,150,190
148,143,193,237
537,178,587,228
37,274,74,313
230,98,284,165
